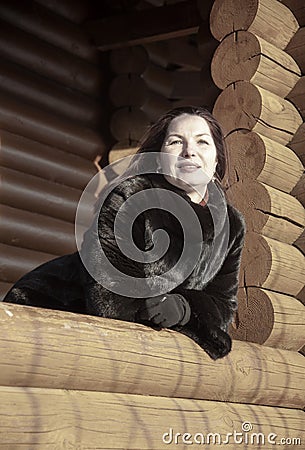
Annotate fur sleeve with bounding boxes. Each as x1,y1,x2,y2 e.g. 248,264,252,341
79,184,147,320
172,206,246,332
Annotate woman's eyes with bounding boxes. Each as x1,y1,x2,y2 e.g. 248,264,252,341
168,139,183,145
167,139,210,146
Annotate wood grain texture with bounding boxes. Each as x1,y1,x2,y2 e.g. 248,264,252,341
288,122,305,165
211,31,300,97
286,27,305,73
231,287,305,350
0,303,304,410
226,180,305,244
213,81,303,145
280,0,305,26
240,232,305,296
210,0,299,48
225,131,303,191
0,386,303,449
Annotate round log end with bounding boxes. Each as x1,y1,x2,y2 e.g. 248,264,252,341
210,0,259,42
225,130,265,183
230,287,274,344
211,31,260,89
213,81,261,136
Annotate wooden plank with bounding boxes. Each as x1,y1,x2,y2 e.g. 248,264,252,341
86,0,201,50
0,303,304,409
0,386,304,449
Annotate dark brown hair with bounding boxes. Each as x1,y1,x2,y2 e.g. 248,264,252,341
136,106,229,188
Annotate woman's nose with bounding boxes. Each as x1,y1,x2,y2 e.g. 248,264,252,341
182,143,195,157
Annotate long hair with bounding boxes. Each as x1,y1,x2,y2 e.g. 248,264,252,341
136,106,229,190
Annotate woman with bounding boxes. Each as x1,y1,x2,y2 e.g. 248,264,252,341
4,106,246,360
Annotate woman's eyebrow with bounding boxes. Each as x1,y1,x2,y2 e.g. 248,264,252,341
166,133,183,138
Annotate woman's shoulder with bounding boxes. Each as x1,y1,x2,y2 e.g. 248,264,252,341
111,174,153,199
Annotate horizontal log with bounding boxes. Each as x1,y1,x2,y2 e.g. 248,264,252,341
0,58,104,127
225,131,303,191
0,90,106,159
0,1,99,63
291,173,305,206
110,46,149,74
213,81,303,145
288,122,305,165
294,229,305,255
226,180,305,244
167,36,203,70
145,37,203,71
143,63,206,99
296,285,305,305
285,27,305,73
1,167,81,223
0,130,96,190
140,91,173,121
0,243,55,283
142,63,172,96
280,0,305,26
211,31,300,97
286,76,305,119
110,107,150,141
109,74,149,107
86,0,201,50
0,281,12,301
210,0,299,49
240,232,305,296
0,303,304,410
0,385,303,449
0,204,76,256
230,287,305,351
0,20,104,97
108,141,139,167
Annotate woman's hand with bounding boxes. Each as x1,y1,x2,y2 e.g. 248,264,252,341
137,293,191,328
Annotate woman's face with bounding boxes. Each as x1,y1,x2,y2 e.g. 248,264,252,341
159,114,218,196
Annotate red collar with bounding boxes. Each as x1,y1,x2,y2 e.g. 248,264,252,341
199,190,209,207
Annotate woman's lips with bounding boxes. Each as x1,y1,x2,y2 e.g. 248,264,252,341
176,162,201,173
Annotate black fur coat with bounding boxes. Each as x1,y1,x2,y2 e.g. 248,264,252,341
4,173,246,359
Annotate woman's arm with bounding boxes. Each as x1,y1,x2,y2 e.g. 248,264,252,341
172,208,246,359
80,182,191,326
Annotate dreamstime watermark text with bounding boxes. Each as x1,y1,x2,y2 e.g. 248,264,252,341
162,422,302,446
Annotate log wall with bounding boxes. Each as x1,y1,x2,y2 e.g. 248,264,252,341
210,0,305,354
0,1,107,299
0,303,304,449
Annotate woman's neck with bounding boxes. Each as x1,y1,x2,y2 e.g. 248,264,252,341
187,186,208,204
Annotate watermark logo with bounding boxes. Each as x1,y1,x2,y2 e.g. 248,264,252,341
162,422,302,446
75,152,230,298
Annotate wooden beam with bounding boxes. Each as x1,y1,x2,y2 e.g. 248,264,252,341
0,303,304,409
0,387,304,448
86,0,201,50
